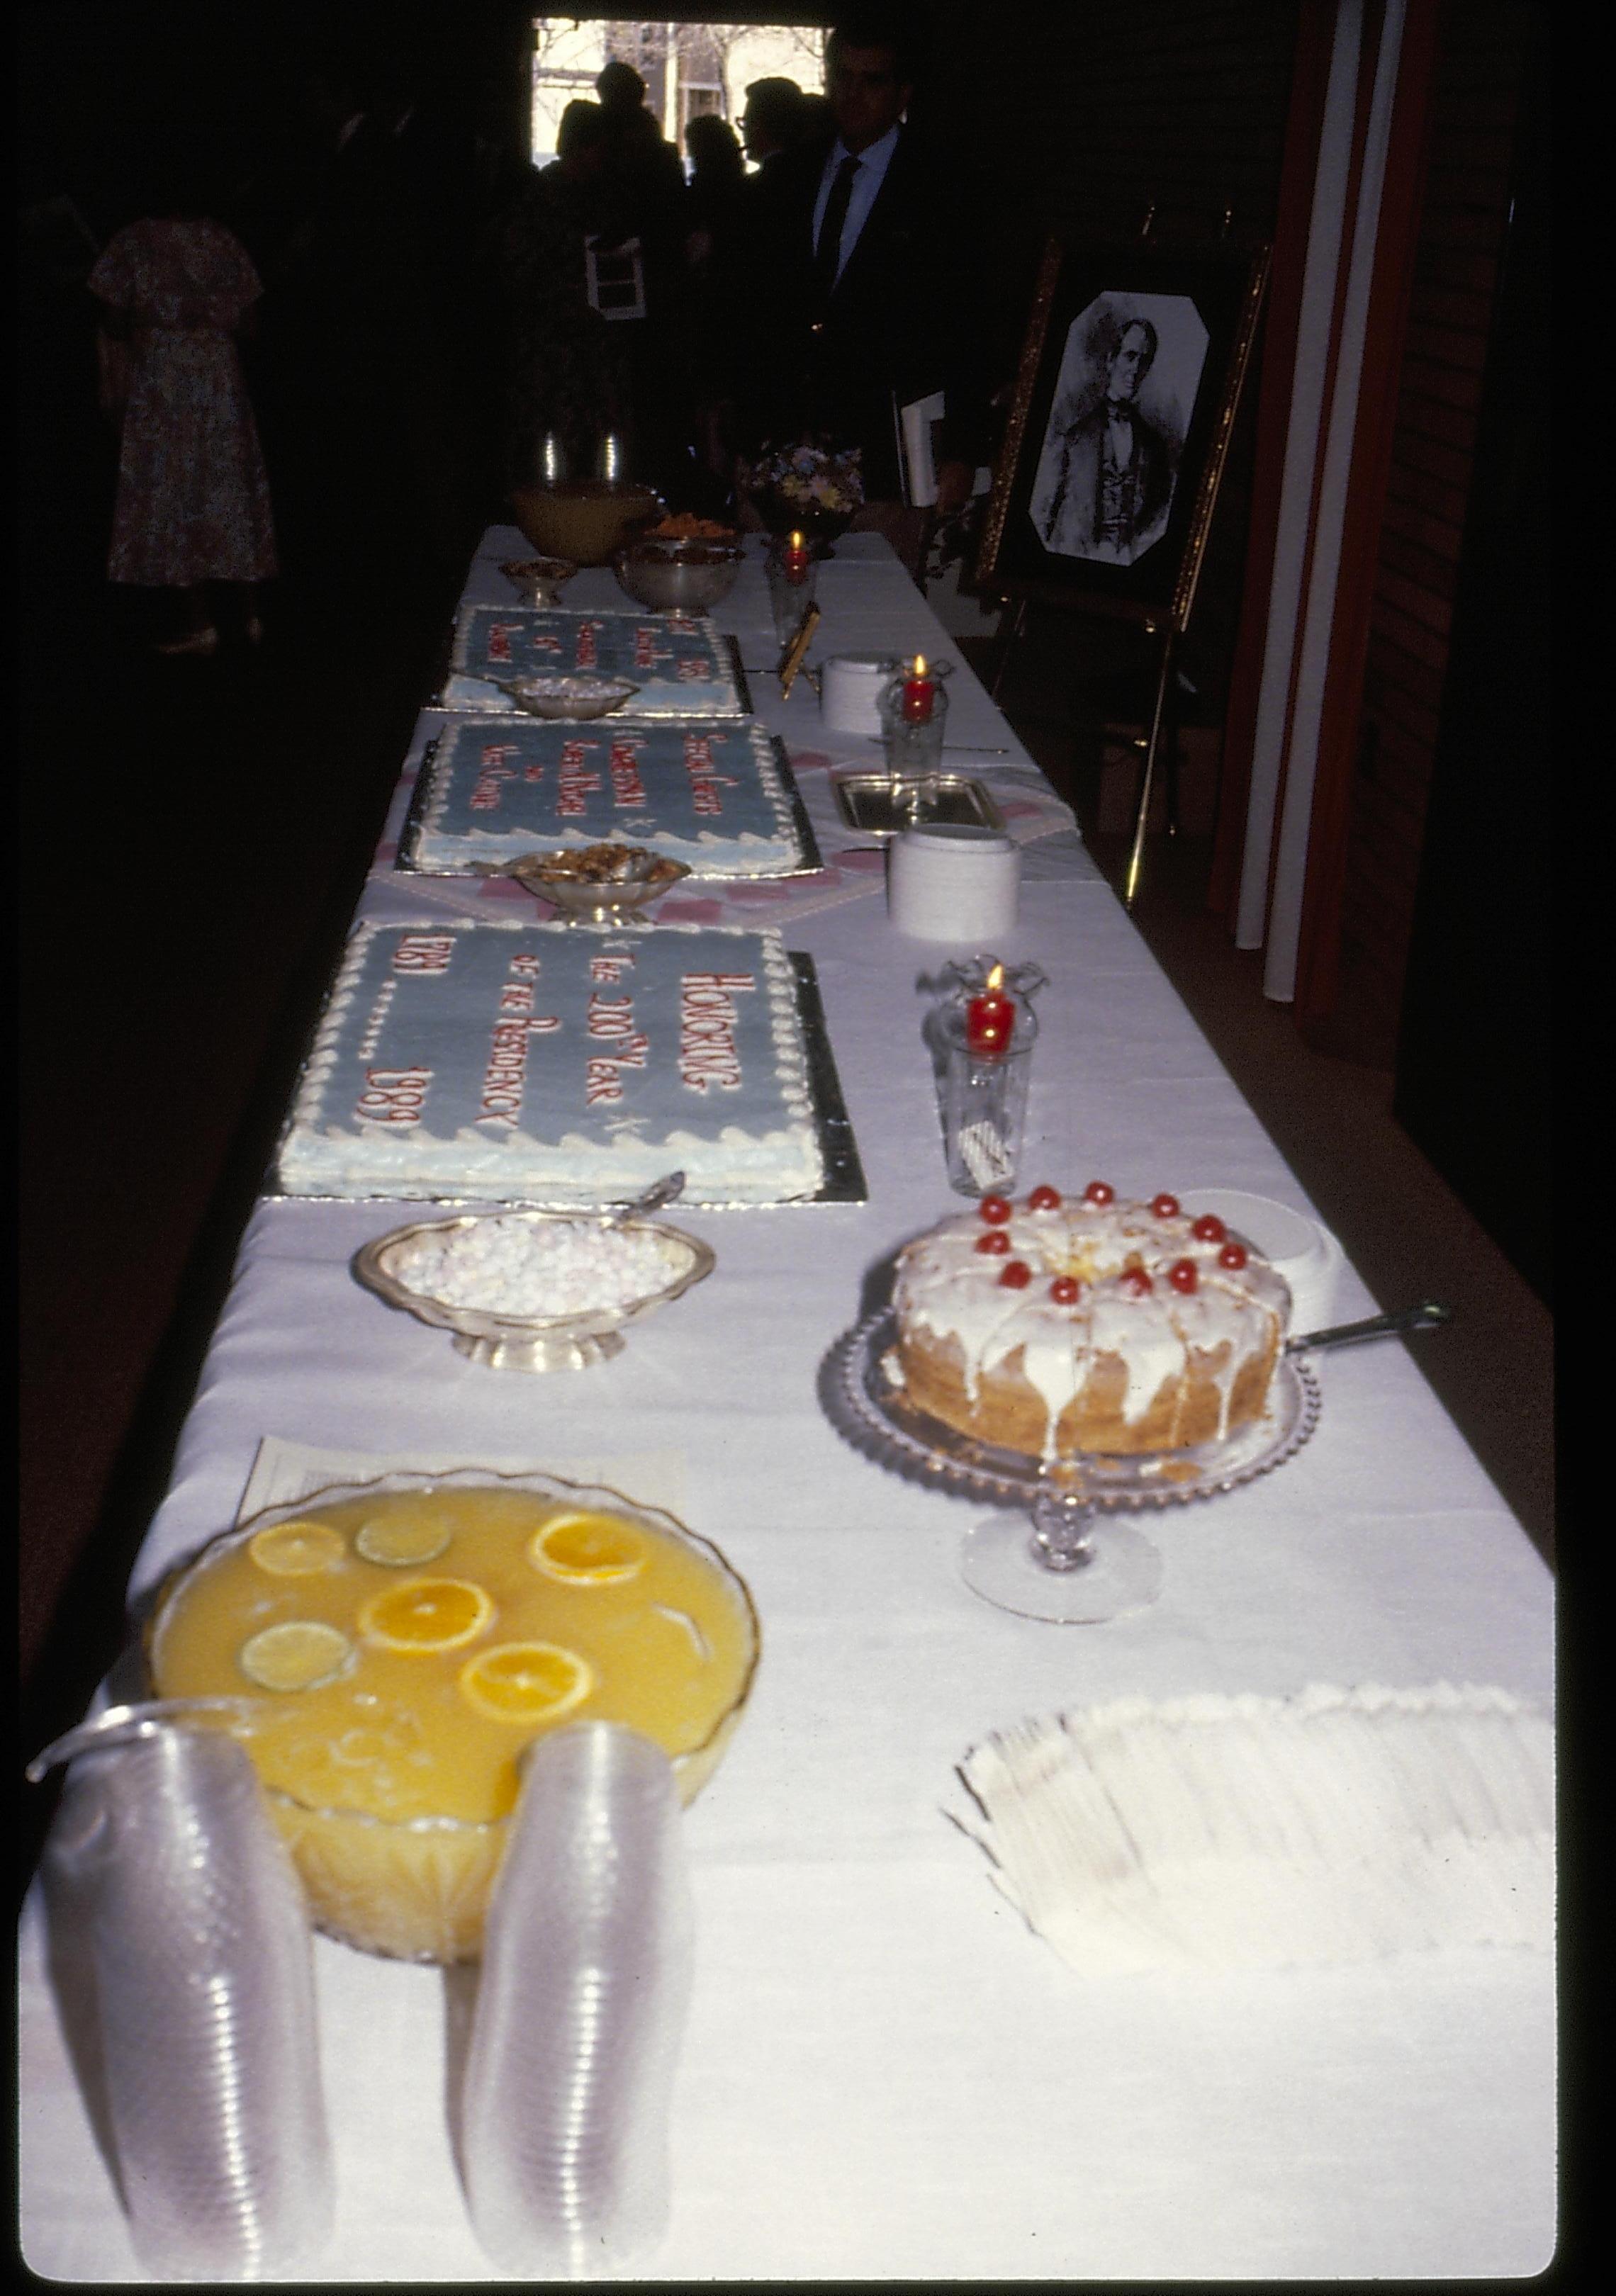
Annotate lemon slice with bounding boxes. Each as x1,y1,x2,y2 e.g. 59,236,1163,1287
240,1620,354,1692
457,1641,594,1724
358,1577,494,1653
249,1519,347,1577
528,1511,649,1586
355,1512,453,1567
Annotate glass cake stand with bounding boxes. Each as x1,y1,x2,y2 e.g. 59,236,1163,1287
821,1309,1321,1623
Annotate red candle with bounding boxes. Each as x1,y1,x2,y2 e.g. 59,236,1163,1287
965,962,1016,1056
902,652,936,724
782,531,811,583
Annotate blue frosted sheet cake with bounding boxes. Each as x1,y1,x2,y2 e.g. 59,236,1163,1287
409,718,806,877
276,921,824,1205
440,607,745,716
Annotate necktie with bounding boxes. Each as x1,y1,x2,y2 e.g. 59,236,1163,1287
814,154,860,304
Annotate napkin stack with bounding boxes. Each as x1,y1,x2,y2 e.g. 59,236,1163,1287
955,1681,1553,1975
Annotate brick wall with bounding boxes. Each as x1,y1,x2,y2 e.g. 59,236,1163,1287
1320,0,1531,1062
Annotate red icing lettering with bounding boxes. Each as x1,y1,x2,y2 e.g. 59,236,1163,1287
392,935,455,974
608,737,648,808
556,738,603,818
357,1066,432,1124
677,972,756,1091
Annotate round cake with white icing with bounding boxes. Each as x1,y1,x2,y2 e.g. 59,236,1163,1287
892,1182,1291,1459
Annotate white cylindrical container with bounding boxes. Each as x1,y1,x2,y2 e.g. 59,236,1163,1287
888,823,1020,941
1177,1188,1347,1346
820,653,900,737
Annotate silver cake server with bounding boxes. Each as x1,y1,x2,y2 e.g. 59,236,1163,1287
1285,1300,1452,1354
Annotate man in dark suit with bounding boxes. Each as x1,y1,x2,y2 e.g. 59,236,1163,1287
734,12,984,560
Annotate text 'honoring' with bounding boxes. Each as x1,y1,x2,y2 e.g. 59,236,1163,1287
678,971,756,1092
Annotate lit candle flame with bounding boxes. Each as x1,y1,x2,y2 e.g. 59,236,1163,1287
913,653,928,678
789,530,804,548
987,962,1004,991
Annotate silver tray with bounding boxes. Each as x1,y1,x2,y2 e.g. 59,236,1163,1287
264,951,867,1210
821,1307,1320,1512
831,772,1007,838
395,729,824,882
430,621,753,722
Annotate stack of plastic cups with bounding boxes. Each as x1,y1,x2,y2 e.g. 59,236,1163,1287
38,1717,335,2280
461,1723,695,2278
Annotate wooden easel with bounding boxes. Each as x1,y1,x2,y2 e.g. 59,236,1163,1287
987,596,1181,908
980,205,1255,911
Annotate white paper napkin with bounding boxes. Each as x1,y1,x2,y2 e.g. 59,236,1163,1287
953,1681,1553,1976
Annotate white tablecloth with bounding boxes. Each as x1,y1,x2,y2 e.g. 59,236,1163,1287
19,535,1555,2281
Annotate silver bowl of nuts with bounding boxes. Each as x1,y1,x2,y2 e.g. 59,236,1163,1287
505,842,692,923
352,1209,716,1371
613,524,745,612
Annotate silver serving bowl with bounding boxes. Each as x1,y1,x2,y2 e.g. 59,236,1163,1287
500,555,577,606
493,673,641,720
504,844,692,923
613,536,744,613
352,1210,717,1371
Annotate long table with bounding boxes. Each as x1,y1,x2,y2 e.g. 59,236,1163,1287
19,534,1555,2280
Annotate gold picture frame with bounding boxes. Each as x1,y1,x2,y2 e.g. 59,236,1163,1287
976,236,1270,636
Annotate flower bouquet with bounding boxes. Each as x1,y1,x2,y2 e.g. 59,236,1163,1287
742,441,864,555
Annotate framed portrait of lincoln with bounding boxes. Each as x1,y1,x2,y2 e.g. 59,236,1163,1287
976,238,1269,633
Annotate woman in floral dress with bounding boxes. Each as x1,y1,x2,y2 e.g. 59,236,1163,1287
89,201,278,654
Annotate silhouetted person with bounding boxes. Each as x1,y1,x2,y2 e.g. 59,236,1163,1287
498,101,636,488
89,137,276,653
734,13,986,572
683,114,748,503
739,77,809,170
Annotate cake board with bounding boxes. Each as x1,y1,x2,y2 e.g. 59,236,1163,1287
263,950,867,1210
428,614,754,722
395,728,825,882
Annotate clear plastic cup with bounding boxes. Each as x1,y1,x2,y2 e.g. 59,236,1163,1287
461,1723,694,2277
39,1719,334,2280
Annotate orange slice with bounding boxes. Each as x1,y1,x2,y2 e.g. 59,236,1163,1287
240,1620,354,1692
456,1641,594,1725
527,1511,648,1587
358,1577,494,1653
249,1519,347,1577
355,1512,453,1567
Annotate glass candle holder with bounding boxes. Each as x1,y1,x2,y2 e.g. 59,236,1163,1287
765,533,818,644
880,654,953,812
938,999,1039,1196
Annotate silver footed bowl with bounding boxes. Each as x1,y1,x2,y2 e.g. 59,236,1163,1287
613,536,744,612
352,1210,716,1371
504,843,692,923
500,555,577,606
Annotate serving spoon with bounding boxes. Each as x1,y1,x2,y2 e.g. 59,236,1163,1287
602,1170,687,1228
